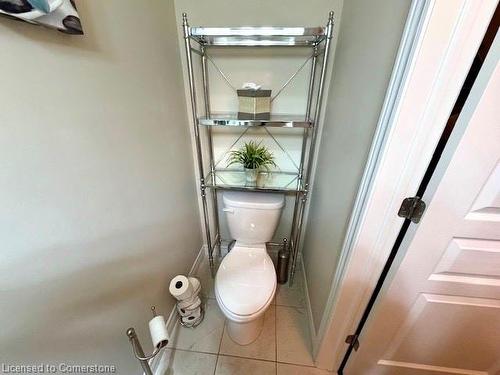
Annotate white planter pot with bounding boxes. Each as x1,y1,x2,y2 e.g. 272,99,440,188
245,168,258,184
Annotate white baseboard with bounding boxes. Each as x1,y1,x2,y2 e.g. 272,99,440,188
301,255,318,359
149,245,206,375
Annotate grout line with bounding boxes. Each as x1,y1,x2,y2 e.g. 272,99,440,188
213,355,218,375
276,360,317,368
171,348,318,369
275,297,278,374
213,355,219,375
218,320,226,354
213,319,226,375
168,348,219,356
216,353,277,365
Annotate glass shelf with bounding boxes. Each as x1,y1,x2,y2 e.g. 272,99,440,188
198,113,312,128
206,170,303,192
190,26,326,47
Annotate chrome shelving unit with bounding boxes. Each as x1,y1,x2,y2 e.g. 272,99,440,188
181,12,334,283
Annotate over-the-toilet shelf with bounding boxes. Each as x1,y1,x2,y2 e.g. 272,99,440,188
181,11,335,283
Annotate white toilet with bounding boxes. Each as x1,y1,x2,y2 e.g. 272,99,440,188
215,191,284,345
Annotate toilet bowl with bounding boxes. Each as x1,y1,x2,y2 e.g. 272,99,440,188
215,191,284,345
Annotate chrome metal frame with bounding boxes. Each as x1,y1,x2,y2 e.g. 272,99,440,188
183,14,214,268
290,12,335,282
126,307,168,375
181,11,334,282
201,45,221,258
198,115,312,128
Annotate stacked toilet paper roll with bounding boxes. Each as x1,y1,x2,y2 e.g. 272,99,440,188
169,275,203,327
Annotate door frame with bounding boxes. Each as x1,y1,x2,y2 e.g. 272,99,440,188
314,0,498,371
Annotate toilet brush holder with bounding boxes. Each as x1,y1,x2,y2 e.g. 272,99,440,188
277,238,290,284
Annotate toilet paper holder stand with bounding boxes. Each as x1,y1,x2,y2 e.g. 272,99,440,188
126,306,168,375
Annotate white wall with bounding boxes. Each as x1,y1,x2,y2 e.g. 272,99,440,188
0,1,201,373
173,0,342,245
302,0,412,333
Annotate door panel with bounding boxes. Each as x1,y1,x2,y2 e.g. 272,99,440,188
346,35,500,375
467,162,500,221
385,294,500,370
431,237,500,283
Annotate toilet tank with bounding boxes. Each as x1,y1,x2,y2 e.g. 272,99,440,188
222,191,285,245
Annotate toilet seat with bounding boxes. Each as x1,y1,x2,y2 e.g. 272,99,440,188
215,243,276,322
216,288,275,323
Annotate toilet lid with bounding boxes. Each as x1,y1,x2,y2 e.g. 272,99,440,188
216,245,276,316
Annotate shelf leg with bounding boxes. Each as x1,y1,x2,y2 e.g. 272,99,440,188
290,11,335,285
290,188,308,285
289,45,318,256
182,13,213,267
201,45,221,260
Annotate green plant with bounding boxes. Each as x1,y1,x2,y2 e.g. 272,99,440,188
227,141,277,170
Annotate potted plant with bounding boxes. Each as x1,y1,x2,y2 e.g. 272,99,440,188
227,141,277,184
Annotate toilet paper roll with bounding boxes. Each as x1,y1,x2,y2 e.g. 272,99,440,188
148,315,169,349
177,295,201,309
176,304,189,317
181,307,201,324
169,275,194,301
176,298,202,316
188,277,201,295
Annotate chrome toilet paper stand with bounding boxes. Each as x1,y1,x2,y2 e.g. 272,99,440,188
126,306,167,375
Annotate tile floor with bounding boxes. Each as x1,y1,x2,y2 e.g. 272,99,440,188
162,253,333,374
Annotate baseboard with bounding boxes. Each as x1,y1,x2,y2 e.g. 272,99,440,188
301,254,319,359
149,245,206,375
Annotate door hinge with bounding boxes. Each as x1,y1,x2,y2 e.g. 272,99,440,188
398,196,426,223
345,334,360,351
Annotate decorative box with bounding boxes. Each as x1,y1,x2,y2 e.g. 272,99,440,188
237,89,272,120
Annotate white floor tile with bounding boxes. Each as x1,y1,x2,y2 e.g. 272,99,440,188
277,363,333,374
276,306,314,366
219,305,276,361
276,262,305,308
161,349,217,375
276,283,305,308
215,356,275,375
167,299,225,354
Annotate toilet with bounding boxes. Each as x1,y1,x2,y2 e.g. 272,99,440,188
215,191,284,345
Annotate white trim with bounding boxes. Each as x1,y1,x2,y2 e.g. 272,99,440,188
377,360,488,375
314,0,498,370
149,245,205,375
300,252,317,350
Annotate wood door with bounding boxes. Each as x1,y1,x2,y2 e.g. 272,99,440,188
346,35,500,375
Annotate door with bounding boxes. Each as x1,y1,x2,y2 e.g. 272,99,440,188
346,35,500,375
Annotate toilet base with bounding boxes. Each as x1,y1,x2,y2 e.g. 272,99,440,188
227,315,264,345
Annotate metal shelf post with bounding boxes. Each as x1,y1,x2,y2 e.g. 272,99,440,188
201,45,221,258
289,44,319,279
290,11,335,282
182,13,214,268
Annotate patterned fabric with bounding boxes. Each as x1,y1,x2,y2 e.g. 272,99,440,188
0,0,83,35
